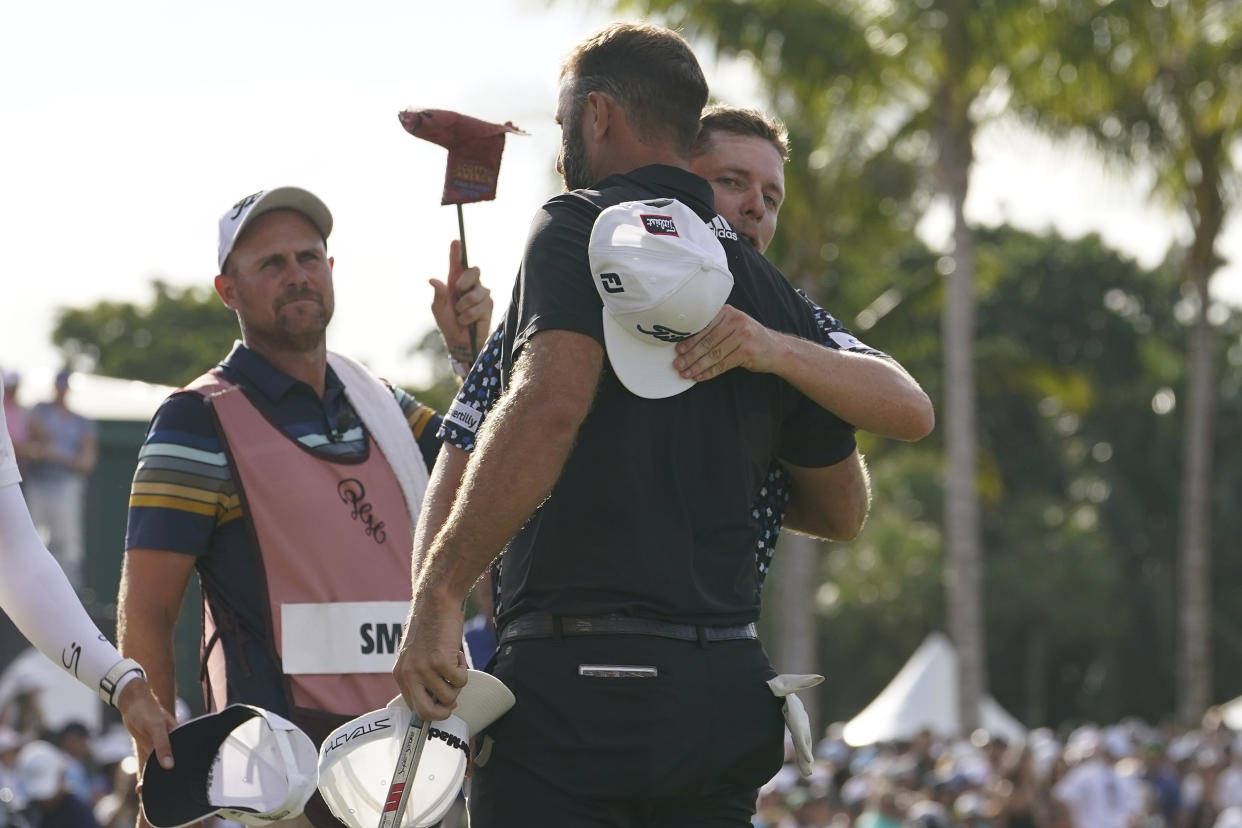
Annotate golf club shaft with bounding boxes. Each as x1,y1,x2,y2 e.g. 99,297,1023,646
377,715,431,828
455,203,478,358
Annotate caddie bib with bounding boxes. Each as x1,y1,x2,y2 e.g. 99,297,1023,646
186,371,412,728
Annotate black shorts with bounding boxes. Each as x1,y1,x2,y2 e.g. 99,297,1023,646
468,633,785,827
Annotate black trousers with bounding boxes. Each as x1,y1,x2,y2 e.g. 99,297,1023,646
468,633,785,828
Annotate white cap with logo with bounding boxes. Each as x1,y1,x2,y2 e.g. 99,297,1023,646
317,670,515,828
140,705,319,828
588,198,734,399
217,186,334,271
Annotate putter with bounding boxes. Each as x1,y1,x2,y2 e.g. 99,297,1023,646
377,712,431,828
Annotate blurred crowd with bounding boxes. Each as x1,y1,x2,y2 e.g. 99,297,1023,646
0,721,138,828
756,708,1242,828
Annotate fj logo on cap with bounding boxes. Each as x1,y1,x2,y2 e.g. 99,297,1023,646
641,214,678,236
599,273,624,294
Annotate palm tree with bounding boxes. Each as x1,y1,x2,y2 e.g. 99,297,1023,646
1010,0,1242,725
603,0,1043,733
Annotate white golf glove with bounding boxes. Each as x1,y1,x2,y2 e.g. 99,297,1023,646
767,673,824,777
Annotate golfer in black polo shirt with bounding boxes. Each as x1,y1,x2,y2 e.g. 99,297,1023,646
396,23,860,826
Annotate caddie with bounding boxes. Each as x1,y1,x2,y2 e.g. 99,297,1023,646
118,186,491,828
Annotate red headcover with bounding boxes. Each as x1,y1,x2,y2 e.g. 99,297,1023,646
398,109,527,205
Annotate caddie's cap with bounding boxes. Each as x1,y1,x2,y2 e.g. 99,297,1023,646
588,198,734,399
317,670,515,828
140,704,319,828
218,186,333,271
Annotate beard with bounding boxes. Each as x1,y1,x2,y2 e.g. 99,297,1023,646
241,288,332,354
559,112,595,192
277,290,330,350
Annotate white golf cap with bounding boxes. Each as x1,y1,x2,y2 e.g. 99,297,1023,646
16,741,65,801
218,186,333,271
140,705,319,828
317,670,515,828
588,197,734,399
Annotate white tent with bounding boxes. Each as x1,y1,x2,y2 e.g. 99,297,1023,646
10,370,173,421
842,632,1026,746
1220,694,1242,731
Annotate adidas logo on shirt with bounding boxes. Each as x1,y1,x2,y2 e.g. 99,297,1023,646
708,215,738,242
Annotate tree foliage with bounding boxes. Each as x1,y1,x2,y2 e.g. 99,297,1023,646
605,0,1063,729
52,280,238,387
1008,0,1242,724
811,224,1242,727
578,0,1242,729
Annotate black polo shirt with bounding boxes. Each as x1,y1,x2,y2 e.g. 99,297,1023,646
496,165,855,628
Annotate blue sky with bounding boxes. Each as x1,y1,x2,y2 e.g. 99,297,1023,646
1,0,1236,393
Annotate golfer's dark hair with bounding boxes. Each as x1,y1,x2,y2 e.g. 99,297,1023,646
692,105,790,162
561,22,708,157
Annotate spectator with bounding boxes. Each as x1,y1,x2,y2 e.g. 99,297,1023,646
0,676,46,743
14,740,97,828
857,785,904,828
994,745,1042,828
0,726,26,824
53,723,105,807
90,759,138,828
1,372,30,480
25,370,97,588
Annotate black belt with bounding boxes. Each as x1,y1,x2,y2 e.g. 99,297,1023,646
497,612,758,645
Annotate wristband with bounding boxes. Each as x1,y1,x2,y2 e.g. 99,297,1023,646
449,356,471,380
99,657,146,707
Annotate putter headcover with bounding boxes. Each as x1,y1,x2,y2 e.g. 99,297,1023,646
317,670,515,828
141,705,318,828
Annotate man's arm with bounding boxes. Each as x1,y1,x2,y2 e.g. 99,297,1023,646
74,425,99,475
674,305,934,441
0,484,176,768
117,548,197,759
410,443,470,573
412,326,505,570
780,452,871,541
394,329,603,721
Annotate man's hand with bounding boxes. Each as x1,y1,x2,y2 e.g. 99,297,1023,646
430,239,493,364
117,677,177,772
674,304,787,382
392,585,469,722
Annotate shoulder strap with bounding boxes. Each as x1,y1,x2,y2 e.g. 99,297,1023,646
182,368,236,400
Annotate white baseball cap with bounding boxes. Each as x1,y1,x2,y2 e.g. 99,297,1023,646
140,705,319,828
588,198,734,399
16,741,65,801
317,670,515,828
218,186,333,271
